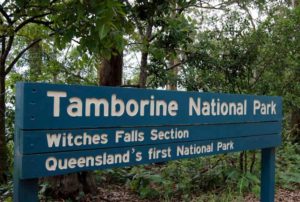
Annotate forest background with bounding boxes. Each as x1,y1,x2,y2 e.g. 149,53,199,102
0,0,299,201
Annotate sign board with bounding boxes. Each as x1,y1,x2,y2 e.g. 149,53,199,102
14,83,282,202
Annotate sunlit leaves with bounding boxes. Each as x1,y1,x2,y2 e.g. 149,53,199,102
52,0,132,58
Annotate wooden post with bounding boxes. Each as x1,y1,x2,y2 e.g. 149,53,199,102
14,112,38,202
13,178,38,202
261,147,275,202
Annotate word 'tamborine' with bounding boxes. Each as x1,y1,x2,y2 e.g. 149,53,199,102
47,91,178,117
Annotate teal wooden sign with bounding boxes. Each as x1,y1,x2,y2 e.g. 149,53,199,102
14,82,282,202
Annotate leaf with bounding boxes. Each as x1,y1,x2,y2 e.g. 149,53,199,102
147,174,163,183
99,25,109,40
245,172,260,184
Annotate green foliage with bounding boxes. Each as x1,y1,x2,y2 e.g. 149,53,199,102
0,179,13,201
52,0,132,58
125,0,198,87
96,168,132,184
122,142,299,200
225,168,260,196
125,154,262,200
128,166,161,199
276,141,300,190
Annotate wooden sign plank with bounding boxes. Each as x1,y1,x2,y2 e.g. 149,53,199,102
17,134,281,179
15,83,282,130
20,122,281,154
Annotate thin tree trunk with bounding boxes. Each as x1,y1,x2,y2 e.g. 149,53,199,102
291,109,300,142
239,151,244,172
291,0,299,7
28,42,42,81
167,5,179,91
138,24,152,88
167,59,180,90
139,52,148,88
0,66,7,183
250,152,256,173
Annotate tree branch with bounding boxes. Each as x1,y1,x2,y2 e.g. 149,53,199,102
1,36,14,64
1,0,9,7
176,0,234,13
5,32,55,75
120,84,140,88
5,38,42,75
15,12,52,33
124,0,144,36
149,28,162,42
0,5,12,24
50,0,60,5
238,3,256,31
72,38,80,44
1,37,5,58
31,20,53,26
165,61,184,71
127,42,142,46
31,20,56,31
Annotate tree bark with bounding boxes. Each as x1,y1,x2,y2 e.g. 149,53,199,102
138,24,152,88
0,65,7,183
166,59,180,90
99,52,123,86
139,52,148,88
291,0,299,7
44,48,123,201
28,41,43,81
291,109,300,142
44,171,97,199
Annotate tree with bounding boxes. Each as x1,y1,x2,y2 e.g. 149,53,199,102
257,3,300,142
0,0,58,183
0,0,130,185
43,0,130,197
125,0,199,88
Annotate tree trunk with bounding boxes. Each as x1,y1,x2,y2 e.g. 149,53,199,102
42,49,123,201
36,41,89,197
138,24,152,88
139,52,148,88
166,59,179,90
291,0,299,7
44,53,107,199
28,41,42,81
0,67,7,183
44,171,97,199
99,52,123,86
291,109,300,142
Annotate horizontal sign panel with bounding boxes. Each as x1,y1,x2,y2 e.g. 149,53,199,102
18,134,281,179
20,122,281,155
16,83,282,130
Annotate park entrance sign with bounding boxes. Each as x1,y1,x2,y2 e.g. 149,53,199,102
14,82,282,202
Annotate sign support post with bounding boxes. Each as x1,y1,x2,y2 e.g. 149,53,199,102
13,128,39,202
261,147,276,202
13,178,38,202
